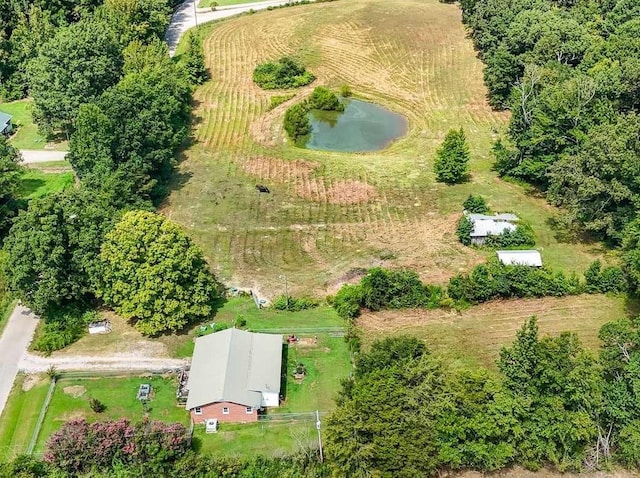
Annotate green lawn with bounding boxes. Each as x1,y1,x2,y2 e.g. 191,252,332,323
34,375,189,453
0,99,67,151
193,419,322,458
279,335,351,413
171,296,344,357
0,375,50,461
17,170,74,200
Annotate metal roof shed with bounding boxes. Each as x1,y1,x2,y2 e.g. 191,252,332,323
497,250,543,267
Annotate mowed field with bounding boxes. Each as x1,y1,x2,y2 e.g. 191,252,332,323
358,294,633,369
164,0,610,297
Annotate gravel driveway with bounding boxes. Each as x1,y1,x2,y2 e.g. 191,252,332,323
19,353,186,373
20,150,68,164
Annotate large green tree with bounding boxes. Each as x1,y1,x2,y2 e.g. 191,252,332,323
96,211,219,335
326,337,449,478
28,18,123,135
3,187,121,313
97,0,171,46
433,128,470,184
0,136,22,235
548,113,640,242
68,41,190,201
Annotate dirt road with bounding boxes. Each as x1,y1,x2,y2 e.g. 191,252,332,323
18,353,186,373
20,150,68,164
0,305,39,416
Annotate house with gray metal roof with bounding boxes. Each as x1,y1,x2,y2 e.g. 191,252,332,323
184,328,283,423
467,212,519,245
497,250,543,267
0,112,12,135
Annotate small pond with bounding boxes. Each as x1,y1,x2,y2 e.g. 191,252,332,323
305,99,408,152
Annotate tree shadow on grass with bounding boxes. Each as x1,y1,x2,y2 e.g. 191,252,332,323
279,343,289,404
624,295,640,319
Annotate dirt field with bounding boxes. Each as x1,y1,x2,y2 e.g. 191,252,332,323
358,294,633,368
163,0,612,297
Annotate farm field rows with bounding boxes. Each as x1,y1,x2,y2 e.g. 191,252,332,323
164,0,611,299
358,294,632,369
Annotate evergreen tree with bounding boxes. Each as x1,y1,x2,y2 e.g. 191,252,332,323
433,128,470,184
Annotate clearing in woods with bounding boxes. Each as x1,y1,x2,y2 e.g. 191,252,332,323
164,0,612,298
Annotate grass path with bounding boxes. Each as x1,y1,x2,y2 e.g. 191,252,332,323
165,0,611,299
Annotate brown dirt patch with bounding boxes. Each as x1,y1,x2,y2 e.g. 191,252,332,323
294,337,319,347
21,374,44,392
295,180,377,205
63,385,87,398
241,156,318,182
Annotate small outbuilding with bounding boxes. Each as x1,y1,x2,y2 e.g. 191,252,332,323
184,328,283,424
0,112,12,136
497,250,543,267
467,213,519,246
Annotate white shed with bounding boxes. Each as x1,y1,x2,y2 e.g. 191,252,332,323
497,250,543,267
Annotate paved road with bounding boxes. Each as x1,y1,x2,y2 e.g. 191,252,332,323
20,150,68,164
0,305,39,416
19,353,186,373
166,0,296,56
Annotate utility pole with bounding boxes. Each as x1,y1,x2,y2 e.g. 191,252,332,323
316,410,324,463
279,274,289,309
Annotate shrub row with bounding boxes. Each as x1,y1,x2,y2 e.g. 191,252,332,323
332,268,444,319
448,259,581,304
272,295,319,311
331,261,627,318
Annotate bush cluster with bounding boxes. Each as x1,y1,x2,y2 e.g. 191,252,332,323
448,259,580,304
483,223,536,248
44,418,190,474
283,87,344,144
456,216,474,246
33,306,99,355
307,86,344,111
462,194,488,214
333,268,444,319
584,260,626,294
272,295,319,311
253,57,315,89
283,103,311,144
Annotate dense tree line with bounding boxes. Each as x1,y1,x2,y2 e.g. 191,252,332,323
0,0,215,340
459,0,640,247
0,451,329,477
326,319,640,476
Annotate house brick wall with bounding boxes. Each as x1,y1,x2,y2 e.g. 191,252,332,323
190,401,258,423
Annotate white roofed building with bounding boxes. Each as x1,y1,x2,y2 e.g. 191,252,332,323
184,328,283,423
467,213,519,245
497,250,543,267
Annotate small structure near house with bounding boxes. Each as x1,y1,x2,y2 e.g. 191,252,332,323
205,418,219,433
137,383,152,401
0,112,12,136
88,320,112,334
184,328,283,424
467,213,519,246
497,250,543,267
